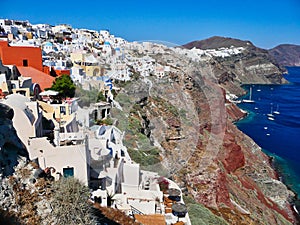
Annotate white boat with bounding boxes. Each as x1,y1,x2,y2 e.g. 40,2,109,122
242,87,255,103
268,117,275,121
231,100,242,104
267,105,275,118
257,89,261,92
273,104,280,115
293,205,299,215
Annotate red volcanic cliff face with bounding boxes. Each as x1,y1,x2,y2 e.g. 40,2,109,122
170,72,296,224
119,50,297,224
226,103,247,121
215,171,233,207
222,132,245,173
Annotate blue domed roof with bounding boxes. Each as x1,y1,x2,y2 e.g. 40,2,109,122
44,42,53,47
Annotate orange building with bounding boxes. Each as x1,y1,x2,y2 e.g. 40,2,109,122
0,40,62,91
0,40,43,71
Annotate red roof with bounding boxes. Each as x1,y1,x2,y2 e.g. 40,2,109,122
17,66,55,91
134,214,166,225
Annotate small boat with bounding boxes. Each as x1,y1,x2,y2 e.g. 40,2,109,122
254,107,258,110
266,133,271,136
293,205,299,215
257,89,261,92
231,100,242,104
267,105,275,118
268,117,275,121
242,87,255,103
264,127,268,130
273,104,280,115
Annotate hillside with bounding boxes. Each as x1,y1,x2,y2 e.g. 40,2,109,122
113,41,298,224
269,44,300,67
183,36,254,50
0,19,298,224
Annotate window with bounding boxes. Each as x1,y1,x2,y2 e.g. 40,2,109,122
23,59,28,67
60,106,66,115
63,167,74,178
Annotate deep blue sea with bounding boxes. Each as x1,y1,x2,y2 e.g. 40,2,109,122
236,67,300,210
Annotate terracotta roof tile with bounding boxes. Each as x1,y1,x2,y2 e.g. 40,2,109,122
134,214,166,225
17,66,55,91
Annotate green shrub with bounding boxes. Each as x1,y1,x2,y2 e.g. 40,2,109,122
51,177,94,225
96,118,113,125
183,196,228,225
127,148,160,167
97,92,106,102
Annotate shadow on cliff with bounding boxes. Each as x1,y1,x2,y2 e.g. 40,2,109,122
0,103,29,176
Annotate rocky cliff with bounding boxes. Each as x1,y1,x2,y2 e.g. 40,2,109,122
183,36,287,96
269,44,300,67
0,103,28,176
114,41,298,224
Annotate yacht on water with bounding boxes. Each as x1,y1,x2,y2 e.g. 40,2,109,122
242,87,255,103
267,104,275,119
273,104,280,115
267,103,274,117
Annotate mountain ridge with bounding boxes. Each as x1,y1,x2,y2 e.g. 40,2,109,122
181,36,287,96
182,36,255,50
183,36,300,68
268,44,300,67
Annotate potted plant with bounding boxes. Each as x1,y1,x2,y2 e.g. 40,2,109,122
157,176,169,193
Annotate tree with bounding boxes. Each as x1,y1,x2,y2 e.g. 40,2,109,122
97,91,106,102
49,75,76,98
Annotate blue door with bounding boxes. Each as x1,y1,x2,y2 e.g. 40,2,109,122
63,167,74,178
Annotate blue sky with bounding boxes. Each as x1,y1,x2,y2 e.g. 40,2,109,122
1,0,299,49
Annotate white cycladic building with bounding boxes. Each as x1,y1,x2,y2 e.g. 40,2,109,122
29,137,90,185
3,94,43,145
121,163,140,192
3,94,90,185
100,30,110,39
71,65,86,84
52,24,72,34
